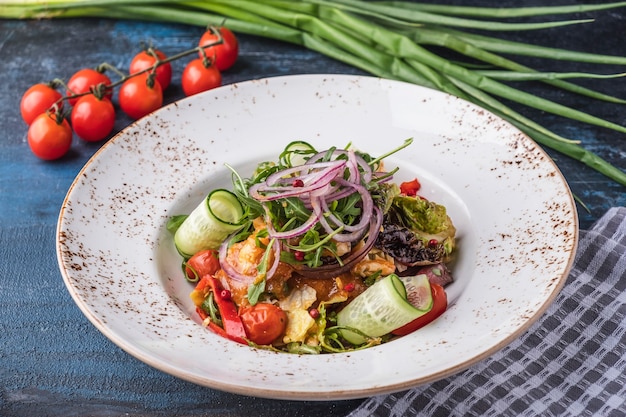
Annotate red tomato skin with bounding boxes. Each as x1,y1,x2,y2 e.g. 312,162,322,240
118,74,163,120
66,68,112,106
239,303,288,345
70,94,116,142
181,59,222,96
129,49,172,90
392,283,447,336
20,83,63,125
27,113,72,160
185,249,220,281
197,27,239,71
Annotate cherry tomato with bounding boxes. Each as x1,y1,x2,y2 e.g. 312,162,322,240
181,59,222,96
197,26,239,71
129,49,172,90
400,178,421,196
392,283,447,336
20,83,63,125
66,68,112,106
239,303,288,345
70,93,116,142
118,73,163,120
184,249,220,281
27,112,72,161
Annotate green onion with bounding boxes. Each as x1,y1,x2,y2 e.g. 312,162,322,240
1,0,624,185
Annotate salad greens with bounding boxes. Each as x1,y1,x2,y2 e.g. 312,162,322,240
169,138,456,353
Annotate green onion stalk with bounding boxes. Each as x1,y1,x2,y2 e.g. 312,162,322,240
2,0,626,185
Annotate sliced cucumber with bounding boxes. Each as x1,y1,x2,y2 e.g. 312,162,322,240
283,140,317,167
174,189,244,257
400,274,434,312
337,274,432,345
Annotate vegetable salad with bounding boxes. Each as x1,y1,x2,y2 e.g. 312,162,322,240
168,138,457,353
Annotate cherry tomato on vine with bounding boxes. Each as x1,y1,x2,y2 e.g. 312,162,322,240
118,73,163,120
129,49,172,90
70,93,116,142
197,26,239,71
184,249,220,281
27,112,72,161
66,68,112,106
239,303,288,345
20,83,63,125
391,283,447,336
181,59,222,96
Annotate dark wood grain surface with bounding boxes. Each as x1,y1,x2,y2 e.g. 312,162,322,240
1,2,624,416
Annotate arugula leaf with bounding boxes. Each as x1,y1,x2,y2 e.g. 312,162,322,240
166,215,188,235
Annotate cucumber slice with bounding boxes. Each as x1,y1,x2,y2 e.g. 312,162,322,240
400,274,434,312
174,189,244,257
337,274,432,345
283,140,316,167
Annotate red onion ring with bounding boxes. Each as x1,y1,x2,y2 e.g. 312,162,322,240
265,208,320,240
306,149,372,183
249,160,346,201
241,146,390,281
265,160,344,185
321,178,374,232
295,206,383,279
266,238,281,279
218,232,253,283
218,229,283,283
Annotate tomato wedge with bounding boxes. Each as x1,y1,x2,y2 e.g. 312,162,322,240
391,283,447,336
184,249,220,282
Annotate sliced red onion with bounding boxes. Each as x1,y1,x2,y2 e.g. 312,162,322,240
310,179,373,244
319,187,357,204
264,160,343,185
218,229,284,282
244,145,391,279
218,232,253,283
306,149,372,184
347,150,373,184
295,206,383,279
265,160,345,188
265,238,282,279
265,205,320,240
324,178,373,231
308,197,364,243
250,160,346,201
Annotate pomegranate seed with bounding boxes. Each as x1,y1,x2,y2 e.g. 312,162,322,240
428,239,439,247
309,308,320,319
343,282,355,292
292,179,304,187
219,289,231,300
294,250,305,261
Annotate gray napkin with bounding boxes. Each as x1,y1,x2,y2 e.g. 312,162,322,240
348,207,626,417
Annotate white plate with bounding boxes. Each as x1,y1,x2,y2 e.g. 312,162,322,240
56,74,578,400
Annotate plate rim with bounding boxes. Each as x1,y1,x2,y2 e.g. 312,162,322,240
55,73,579,400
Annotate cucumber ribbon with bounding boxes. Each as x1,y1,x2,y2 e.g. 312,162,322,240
174,189,245,258
337,274,433,345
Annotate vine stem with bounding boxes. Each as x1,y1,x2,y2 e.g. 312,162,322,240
50,25,224,107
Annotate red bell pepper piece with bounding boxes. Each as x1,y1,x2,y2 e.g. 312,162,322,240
400,178,421,196
194,275,248,345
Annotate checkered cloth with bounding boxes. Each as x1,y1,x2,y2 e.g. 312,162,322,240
348,207,626,417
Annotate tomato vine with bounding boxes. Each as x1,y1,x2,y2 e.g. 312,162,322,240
22,25,238,160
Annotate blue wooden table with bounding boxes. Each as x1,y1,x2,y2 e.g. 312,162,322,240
1,2,624,416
